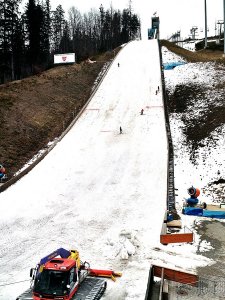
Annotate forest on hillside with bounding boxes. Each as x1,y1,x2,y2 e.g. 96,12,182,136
0,0,141,84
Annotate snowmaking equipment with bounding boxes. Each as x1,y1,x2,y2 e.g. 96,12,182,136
182,186,225,219
182,186,207,216
186,186,201,207
16,248,122,300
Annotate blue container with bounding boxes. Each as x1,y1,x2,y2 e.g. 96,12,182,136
203,210,225,219
183,207,203,216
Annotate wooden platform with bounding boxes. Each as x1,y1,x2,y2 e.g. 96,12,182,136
167,219,182,228
160,211,194,245
206,204,225,211
153,265,198,286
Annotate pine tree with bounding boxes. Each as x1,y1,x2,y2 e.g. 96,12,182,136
0,0,21,82
59,21,72,53
25,0,44,70
52,5,65,53
130,14,140,39
121,9,129,43
40,0,51,64
111,10,121,48
12,16,25,80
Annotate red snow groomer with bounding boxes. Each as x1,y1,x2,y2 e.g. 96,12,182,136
16,248,122,300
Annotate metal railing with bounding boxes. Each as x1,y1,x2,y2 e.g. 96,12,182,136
145,39,176,300
158,40,175,211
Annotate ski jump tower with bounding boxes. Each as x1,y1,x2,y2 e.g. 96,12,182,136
148,15,160,39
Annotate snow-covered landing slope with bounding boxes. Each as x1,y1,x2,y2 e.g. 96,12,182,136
0,40,167,300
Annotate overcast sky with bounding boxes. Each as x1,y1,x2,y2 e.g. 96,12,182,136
46,0,223,40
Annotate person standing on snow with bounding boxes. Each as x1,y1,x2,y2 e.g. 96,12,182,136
140,109,144,115
120,126,123,134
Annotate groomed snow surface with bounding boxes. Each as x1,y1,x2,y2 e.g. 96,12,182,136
0,41,221,300
0,40,168,300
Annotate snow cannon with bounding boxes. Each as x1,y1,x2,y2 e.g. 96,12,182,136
0,164,6,179
188,186,200,198
186,186,200,207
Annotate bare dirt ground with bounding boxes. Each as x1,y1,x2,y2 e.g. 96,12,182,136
161,40,225,62
0,50,120,178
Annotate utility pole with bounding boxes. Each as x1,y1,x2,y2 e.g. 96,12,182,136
204,0,207,48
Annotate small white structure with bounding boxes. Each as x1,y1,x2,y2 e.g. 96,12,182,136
54,53,75,64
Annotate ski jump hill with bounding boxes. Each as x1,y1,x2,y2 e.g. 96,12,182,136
0,40,169,299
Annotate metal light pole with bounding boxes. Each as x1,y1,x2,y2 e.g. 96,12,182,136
224,0,225,54
204,0,207,48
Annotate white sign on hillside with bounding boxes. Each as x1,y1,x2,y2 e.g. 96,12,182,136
54,53,75,64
